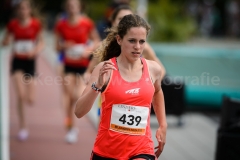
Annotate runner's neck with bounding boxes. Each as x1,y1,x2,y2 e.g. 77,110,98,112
18,17,31,27
116,55,142,72
68,14,82,25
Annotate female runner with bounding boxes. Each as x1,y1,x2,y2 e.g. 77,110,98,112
75,14,167,159
54,0,100,143
1,0,44,141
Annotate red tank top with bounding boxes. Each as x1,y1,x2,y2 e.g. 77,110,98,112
55,17,94,67
7,18,41,59
93,57,156,159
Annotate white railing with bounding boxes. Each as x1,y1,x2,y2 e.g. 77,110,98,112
0,31,10,160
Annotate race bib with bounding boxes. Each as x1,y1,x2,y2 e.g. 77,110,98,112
13,40,34,55
66,44,85,59
110,104,149,135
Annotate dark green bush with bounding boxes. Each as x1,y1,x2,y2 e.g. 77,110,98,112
148,0,197,42
59,0,197,42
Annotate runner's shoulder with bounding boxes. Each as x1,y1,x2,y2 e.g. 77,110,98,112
145,59,162,78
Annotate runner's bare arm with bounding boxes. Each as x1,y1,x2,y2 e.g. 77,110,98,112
1,29,12,46
85,56,99,73
148,60,167,158
89,28,101,51
143,43,166,80
83,57,100,84
83,39,106,83
30,31,44,57
55,33,61,52
55,33,75,52
75,61,116,118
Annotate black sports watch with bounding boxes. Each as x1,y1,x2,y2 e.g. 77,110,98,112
91,82,102,93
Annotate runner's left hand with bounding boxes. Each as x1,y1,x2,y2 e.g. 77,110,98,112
155,126,166,158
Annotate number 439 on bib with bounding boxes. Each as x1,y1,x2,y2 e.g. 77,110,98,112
110,104,149,135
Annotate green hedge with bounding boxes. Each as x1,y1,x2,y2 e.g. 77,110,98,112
84,1,108,21
86,0,197,42
148,0,197,42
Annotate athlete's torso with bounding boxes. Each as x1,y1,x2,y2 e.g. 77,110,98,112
7,18,41,59
55,17,94,67
93,57,155,159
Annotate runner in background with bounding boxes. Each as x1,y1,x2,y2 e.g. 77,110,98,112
54,11,71,80
54,0,100,144
75,14,167,159
1,0,44,141
97,0,130,39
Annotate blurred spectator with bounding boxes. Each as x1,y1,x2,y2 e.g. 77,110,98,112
187,0,223,37
210,6,222,37
226,0,240,37
96,0,130,39
199,1,215,37
1,0,44,141
105,0,130,22
54,0,100,144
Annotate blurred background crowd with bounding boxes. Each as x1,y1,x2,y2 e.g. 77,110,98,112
1,0,240,41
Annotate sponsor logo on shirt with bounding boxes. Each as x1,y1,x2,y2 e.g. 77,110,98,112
125,88,140,95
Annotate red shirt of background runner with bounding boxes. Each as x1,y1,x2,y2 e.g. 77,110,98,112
7,18,41,59
55,17,94,67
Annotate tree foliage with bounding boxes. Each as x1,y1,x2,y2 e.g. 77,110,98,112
148,0,197,42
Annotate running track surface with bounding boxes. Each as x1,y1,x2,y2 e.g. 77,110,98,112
9,55,97,160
